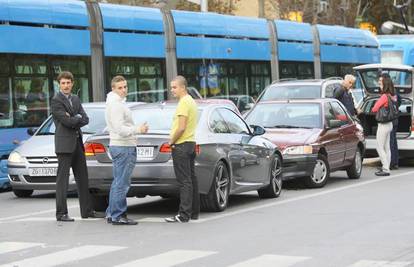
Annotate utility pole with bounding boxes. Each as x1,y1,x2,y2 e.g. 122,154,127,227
259,0,265,18
201,0,208,12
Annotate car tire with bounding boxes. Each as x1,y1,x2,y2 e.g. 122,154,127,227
200,161,230,212
13,189,33,198
304,154,330,188
258,154,282,198
347,148,362,179
91,194,108,212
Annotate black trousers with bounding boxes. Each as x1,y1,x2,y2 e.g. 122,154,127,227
390,119,399,167
56,138,91,218
172,142,199,220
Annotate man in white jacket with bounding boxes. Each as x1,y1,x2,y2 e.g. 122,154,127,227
105,75,148,225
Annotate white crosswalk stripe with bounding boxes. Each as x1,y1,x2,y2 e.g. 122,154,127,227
115,249,217,267
0,245,125,267
228,254,310,267
0,242,43,255
347,260,412,267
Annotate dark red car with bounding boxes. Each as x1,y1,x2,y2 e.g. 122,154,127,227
245,98,366,188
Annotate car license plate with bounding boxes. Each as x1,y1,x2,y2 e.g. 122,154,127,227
29,167,57,177
137,147,154,159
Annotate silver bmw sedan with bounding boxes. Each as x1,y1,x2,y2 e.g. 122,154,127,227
86,100,283,212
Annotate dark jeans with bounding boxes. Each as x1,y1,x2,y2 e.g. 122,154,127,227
56,138,92,218
390,119,399,167
172,142,199,220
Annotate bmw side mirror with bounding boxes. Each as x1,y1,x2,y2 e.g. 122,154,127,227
27,128,37,136
251,125,265,136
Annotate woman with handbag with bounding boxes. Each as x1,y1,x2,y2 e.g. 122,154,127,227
371,74,398,176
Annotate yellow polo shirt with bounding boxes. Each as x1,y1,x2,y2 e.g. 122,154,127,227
170,95,197,144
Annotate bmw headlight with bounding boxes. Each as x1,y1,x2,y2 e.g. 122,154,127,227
8,152,26,163
283,145,313,155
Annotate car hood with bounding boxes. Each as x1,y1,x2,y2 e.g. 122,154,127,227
13,135,90,157
263,128,321,150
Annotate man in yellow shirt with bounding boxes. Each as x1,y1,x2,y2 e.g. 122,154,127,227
165,76,199,223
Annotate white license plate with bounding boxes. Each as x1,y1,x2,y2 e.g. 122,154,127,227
136,147,154,159
29,167,57,177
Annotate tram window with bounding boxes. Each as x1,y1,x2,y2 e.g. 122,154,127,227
111,61,135,75
52,60,87,75
280,63,296,78
0,78,12,127
322,63,337,78
13,77,49,127
0,58,9,75
139,62,161,75
251,63,269,75
15,58,47,75
339,64,353,77
298,63,313,79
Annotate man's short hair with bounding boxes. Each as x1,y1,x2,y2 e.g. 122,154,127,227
111,75,126,88
172,75,188,89
57,71,74,83
344,74,356,83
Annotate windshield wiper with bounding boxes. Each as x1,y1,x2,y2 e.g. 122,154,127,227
82,131,95,134
265,125,312,129
37,132,54,135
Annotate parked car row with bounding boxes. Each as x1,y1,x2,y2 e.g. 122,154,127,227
6,64,413,214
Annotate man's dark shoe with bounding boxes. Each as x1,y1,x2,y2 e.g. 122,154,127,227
106,217,112,224
375,170,390,176
111,217,138,225
390,165,399,170
191,214,199,220
56,214,75,222
82,211,106,219
165,215,189,223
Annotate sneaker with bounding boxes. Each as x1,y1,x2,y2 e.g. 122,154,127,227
375,170,390,176
111,217,138,225
390,165,399,170
165,215,188,223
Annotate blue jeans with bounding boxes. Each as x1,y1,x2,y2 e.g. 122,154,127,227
106,146,136,220
390,119,399,167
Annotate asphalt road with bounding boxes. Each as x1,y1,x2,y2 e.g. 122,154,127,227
1,159,414,267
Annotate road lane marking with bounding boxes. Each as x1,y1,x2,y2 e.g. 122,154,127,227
0,242,43,255
0,245,125,267
195,170,414,223
0,205,78,222
115,249,216,267
227,254,310,267
347,260,411,267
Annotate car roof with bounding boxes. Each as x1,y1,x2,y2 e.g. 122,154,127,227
129,99,237,109
354,64,414,71
257,98,334,104
82,102,145,109
270,78,342,86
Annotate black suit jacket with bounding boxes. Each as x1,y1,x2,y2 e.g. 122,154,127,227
51,92,89,154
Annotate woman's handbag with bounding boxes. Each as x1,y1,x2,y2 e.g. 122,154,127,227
375,95,398,123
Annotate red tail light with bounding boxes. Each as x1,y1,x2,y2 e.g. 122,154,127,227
159,143,172,153
84,143,106,156
159,143,201,155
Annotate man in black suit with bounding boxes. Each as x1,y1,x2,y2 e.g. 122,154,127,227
51,71,104,222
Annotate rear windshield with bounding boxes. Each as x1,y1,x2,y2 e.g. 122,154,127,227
132,107,202,132
245,103,322,129
259,85,321,101
37,108,106,135
360,69,412,95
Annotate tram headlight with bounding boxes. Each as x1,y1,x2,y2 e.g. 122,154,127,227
8,152,26,163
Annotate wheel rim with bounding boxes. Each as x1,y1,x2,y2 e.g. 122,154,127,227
271,157,282,194
215,164,229,207
311,159,327,184
355,150,362,174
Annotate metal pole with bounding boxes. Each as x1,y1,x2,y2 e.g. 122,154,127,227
201,0,208,12
259,0,265,18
